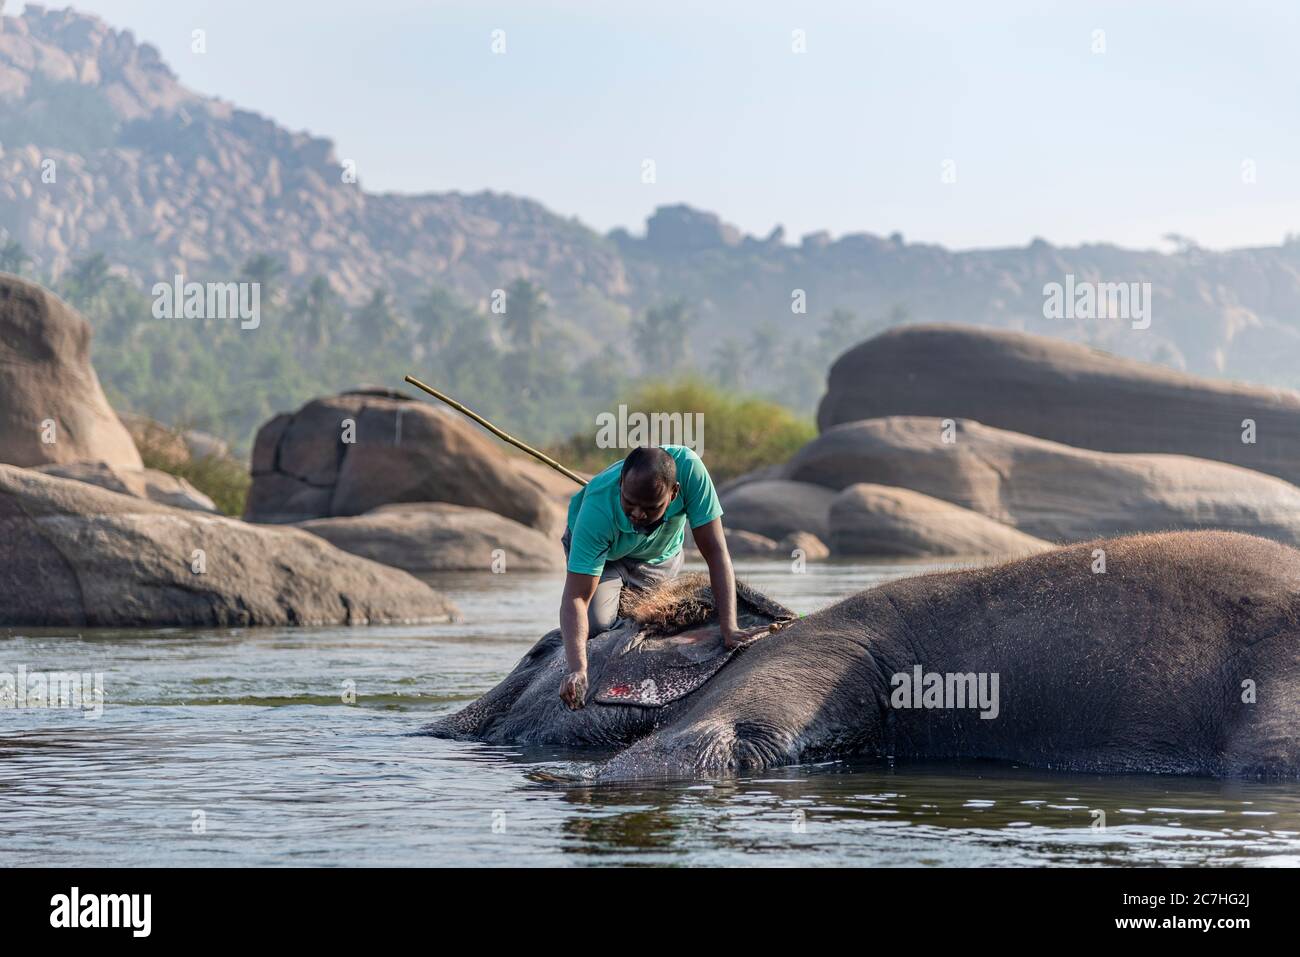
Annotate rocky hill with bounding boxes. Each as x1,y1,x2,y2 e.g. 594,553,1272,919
0,5,627,326
4,4,1300,391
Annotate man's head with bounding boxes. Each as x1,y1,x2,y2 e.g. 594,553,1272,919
619,446,680,535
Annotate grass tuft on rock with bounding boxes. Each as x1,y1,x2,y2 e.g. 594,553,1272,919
135,426,251,517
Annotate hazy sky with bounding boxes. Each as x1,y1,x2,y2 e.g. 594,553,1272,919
24,0,1300,251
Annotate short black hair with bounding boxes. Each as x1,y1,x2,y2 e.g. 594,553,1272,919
620,446,677,490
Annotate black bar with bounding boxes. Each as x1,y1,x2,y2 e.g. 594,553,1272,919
2,867,1279,941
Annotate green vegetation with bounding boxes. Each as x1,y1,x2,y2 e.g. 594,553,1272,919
131,420,251,517
41,254,633,461
142,445,252,517
547,379,816,483
16,246,897,481
0,240,30,274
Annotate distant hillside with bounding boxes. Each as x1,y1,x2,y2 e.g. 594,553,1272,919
4,3,1300,412
0,5,630,339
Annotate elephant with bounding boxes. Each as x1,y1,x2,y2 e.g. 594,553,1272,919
422,531,1300,781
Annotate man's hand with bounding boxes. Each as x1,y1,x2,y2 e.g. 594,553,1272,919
723,624,770,650
559,571,599,710
692,517,747,642
560,669,589,710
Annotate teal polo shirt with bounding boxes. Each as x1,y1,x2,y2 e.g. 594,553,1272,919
565,445,723,576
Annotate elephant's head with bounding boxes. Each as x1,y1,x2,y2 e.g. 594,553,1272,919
422,574,797,748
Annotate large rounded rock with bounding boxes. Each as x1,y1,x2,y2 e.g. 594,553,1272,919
829,483,1053,557
721,528,782,557
297,503,564,574
719,479,836,541
682,527,833,561
778,531,830,561
787,416,1300,545
0,465,458,627
34,461,217,512
245,389,563,532
817,324,1300,487
0,275,141,469
715,464,786,499
512,456,588,508
683,527,782,558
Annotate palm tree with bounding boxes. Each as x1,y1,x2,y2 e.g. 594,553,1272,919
817,307,864,359
816,305,905,364
656,298,692,341
63,252,112,310
69,252,110,290
746,320,780,372
0,239,29,276
417,285,470,351
709,336,747,390
500,278,548,350
634,298,693,370
239,253,285,304
291,275,341,349
354,288,401,346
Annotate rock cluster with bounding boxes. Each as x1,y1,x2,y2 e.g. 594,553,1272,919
722,326,1300,559
245,389,565,536
0,465,458,627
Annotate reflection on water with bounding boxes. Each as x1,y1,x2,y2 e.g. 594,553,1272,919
2,559,1298,867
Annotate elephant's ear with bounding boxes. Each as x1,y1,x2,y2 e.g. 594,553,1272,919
593,626,738,707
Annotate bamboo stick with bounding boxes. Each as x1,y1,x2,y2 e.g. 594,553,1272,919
404,375,588,487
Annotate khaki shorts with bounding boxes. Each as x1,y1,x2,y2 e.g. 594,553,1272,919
561,527,684,634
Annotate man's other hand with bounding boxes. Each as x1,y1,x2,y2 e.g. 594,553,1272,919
560,669,589,709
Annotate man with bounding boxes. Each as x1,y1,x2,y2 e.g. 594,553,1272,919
558,444,765,710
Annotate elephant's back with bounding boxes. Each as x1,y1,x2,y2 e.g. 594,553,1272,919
839,531,1300,774
878,530,1300,652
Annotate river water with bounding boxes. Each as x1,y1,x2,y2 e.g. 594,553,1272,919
3,559,1298,867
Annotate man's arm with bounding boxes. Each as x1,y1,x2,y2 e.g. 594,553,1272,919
559,571,599,709
692,518,767,649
